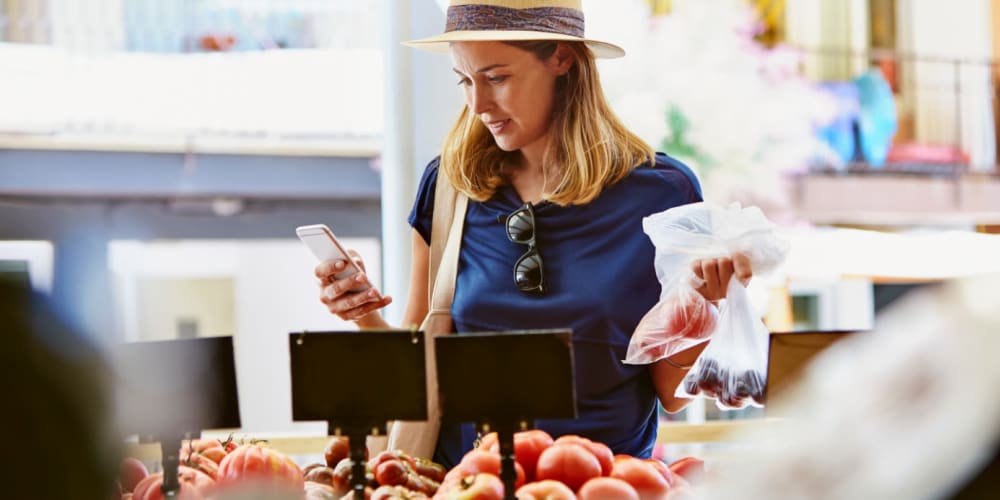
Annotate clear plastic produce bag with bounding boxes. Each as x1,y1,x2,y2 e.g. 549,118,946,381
625,202,788,367
675,278,769,410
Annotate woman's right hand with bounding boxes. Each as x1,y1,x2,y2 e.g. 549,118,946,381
315,251,392,324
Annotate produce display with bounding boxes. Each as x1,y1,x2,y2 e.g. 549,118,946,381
115,432,704,500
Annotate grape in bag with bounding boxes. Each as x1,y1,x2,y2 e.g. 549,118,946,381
676,278,769,409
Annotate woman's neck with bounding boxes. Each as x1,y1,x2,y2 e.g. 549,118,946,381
507,139,551,204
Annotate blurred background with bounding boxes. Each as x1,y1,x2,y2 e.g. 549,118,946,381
1,0,999,448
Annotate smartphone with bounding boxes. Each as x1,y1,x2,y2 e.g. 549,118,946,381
295,224,370,292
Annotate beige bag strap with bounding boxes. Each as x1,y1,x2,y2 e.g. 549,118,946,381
427,175,467,317
426,168,464,308
384,167,467,459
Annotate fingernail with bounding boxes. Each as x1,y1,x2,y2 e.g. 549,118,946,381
368,290,376,297
355,274,364,282
335,261,345,269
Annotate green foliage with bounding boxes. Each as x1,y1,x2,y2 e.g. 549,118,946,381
660,105,713,169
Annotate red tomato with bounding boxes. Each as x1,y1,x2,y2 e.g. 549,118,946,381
643,459,675,487
184,453,219,480
476,432,498,452
552,435,614,477
514,480,577,500
198,447,227,465
667,457,705,485
667,295,718,340
610,457,671,500
304,481,339,500
578,477,641,500
445,449,526,490
476,429,554,483
131,466,214,500
304,465,337,487
436,473,504,500
217,444,304,490
535,443,602,492
119,457,149,493
325,436,352,468
370,484,429,500
514,430,554,483
180,439,223,462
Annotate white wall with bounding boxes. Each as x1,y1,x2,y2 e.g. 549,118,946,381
108,238,381,435
0,240,54,293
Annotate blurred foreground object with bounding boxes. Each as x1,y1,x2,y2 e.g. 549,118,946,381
701,274,1000,499
0,279,120,499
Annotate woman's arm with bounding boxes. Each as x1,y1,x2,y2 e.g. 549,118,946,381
316,229,429,330
649,341,709,413
400,229,430,330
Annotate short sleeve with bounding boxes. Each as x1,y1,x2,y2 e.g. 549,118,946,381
407,157,441,245
652,152,704,203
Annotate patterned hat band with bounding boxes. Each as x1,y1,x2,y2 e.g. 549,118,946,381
445,4,585,38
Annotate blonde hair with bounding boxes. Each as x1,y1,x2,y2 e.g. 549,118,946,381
438,41,654,206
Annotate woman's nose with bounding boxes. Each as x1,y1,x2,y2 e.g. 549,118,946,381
469,85,492,114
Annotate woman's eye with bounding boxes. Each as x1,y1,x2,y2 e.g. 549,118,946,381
487,75,508,84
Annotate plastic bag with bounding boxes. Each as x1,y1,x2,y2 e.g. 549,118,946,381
624,202,787,366
676,278,769,410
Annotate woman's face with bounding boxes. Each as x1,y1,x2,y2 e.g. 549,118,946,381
450,41,572,155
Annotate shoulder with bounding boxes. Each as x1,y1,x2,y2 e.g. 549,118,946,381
623,152,703,202
408,156,443,245
418,156,442,188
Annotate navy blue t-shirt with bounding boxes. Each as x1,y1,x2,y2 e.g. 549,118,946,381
407,153,702,468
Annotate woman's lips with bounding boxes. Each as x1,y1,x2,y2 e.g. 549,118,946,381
486,119,509,134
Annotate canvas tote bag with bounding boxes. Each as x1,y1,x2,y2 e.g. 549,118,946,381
380,169,468,458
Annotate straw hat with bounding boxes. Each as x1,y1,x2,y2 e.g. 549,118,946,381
404,0,625,59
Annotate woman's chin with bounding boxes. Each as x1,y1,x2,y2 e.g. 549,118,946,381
492,136,521,152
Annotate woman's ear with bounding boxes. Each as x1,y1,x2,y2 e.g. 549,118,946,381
550,43,575,76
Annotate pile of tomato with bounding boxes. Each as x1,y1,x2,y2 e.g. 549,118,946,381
115,431,705,500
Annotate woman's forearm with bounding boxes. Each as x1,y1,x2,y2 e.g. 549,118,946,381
650,341,709,413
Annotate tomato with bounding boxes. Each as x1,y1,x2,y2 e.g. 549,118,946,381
119,457,149,493
667,457,705,485
369,449,417,472
436,473,504,500
198,447,227,465
413,457,447,483
643,459,674,487
184,453,219,480
325,436,352,468
535,443,602,492
180,439,223,462
131,466,214,500
305,481,340,499
667,294,717,340
476,432,498,452
514,480,577,500
512,430,554,483
445,449,526,489
216,444,304,490
371,484,429,500
578,477,640,500
305,465,337,487
476,429,554,483
552,435,613,477
610,457,670,500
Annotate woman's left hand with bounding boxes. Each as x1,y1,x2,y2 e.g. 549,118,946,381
692,253,753,302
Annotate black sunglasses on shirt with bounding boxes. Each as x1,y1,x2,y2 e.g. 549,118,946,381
505,203,545,294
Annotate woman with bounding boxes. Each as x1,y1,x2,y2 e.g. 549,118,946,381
316,0,752,468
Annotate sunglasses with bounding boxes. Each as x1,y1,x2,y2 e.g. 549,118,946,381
505,203,545,293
